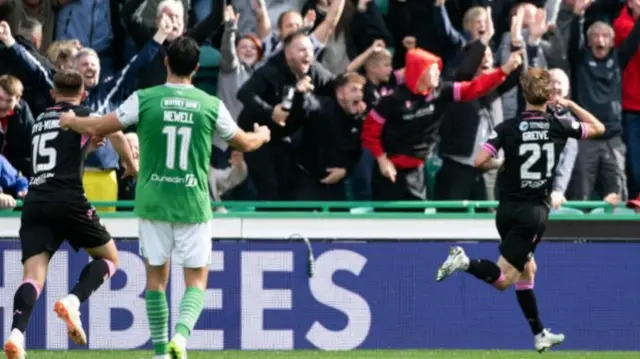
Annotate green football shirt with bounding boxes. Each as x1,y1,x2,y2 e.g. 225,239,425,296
116,83,238,223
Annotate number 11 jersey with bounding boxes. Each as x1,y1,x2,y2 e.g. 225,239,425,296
116,84,239,223
25,103,92,203
482,110,587,204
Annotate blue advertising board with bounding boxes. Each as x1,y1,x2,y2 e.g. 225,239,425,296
0,239,638,351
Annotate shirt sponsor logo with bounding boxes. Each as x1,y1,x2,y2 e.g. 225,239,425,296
150,173,198,187
161,97,201,111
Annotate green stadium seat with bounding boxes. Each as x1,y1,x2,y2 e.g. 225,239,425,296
350,207,373,214
374,0,389,16
425,154,442,200
550,207,583,216
193,45,221,96
589,207,636,215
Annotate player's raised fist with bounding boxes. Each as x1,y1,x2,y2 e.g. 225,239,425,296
58,110,76,129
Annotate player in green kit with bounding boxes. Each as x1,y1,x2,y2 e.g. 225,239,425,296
59,36,271,359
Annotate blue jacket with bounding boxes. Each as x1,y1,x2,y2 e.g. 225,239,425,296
7,40,161,169
0,154,28,195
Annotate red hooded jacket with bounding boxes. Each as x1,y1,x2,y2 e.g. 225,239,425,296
361,48,507,169
614,6,640,112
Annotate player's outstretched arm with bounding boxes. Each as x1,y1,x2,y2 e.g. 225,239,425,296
59,111,125,137
227,123,271,152
560,99,605,138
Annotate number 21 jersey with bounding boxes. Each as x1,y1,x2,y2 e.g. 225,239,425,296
482,110,587,204
26,103,92,203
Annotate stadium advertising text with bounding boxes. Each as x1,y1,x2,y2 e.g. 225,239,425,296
0,239,639,351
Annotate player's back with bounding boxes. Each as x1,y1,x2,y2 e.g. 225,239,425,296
494,110,585,204
25,103,92,203
134,84,218,223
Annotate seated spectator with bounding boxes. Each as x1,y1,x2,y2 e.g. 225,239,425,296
289,72,366,201
0,75,34,178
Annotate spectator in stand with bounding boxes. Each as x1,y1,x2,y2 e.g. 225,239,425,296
302,0,392,74
122,0,224,90
55,0,119,80
0,75,33,177
214,5,263,200
614,0,640,198
344,40,400,201
289,72,367,201
0,153,28,206
547,68,580,208
433,0,495,74
258,0,345,63
209,151,249,212
236,29,333,201
565,0,636,202
0,75,33,178
0,18,171,211
361,48,523,203
0,17,53,118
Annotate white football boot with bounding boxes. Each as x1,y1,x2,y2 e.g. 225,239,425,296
534,329,565,353
436,246,470,282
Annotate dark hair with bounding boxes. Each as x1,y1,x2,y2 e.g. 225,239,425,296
53,70,84,96
520,68,552,106
334,72,366,90
282,28,311,49
166,36,200,77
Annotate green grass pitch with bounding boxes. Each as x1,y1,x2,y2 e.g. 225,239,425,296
24,350,640,359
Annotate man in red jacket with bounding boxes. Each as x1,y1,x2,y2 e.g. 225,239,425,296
361,48,522,203
614,1,640,197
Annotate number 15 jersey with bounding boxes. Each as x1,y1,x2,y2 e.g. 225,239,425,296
481,110,587,204
26,103,92,203
116,84,239,223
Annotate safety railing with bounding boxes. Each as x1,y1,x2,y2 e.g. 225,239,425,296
0,200,636,220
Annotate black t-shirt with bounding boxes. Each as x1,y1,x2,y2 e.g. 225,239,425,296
25,103,92,203
483,110,586,204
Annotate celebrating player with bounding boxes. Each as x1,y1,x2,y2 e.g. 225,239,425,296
58,36,271,359
435,68,605,352
3,71,137,359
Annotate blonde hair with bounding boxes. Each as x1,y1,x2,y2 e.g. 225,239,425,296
365,49,392,66
0,75,24,98
520,68,552,106
463,7,487,32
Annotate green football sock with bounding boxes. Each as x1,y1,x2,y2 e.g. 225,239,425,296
145,290,169,355
175,287,205,339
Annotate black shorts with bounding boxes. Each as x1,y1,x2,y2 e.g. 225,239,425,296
19,199,112,263
495,201,549,272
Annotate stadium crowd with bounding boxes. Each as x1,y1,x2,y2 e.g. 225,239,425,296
0,0,638,211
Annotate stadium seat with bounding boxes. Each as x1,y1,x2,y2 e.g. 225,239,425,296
589,207,636,215
193,45,221,96
550,207,584,216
